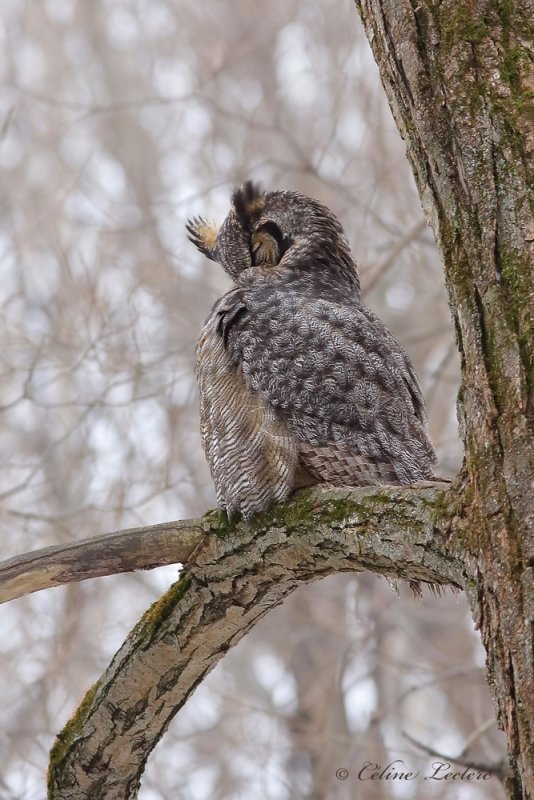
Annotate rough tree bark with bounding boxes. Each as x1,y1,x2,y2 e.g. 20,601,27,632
354,2,534,798
46,484,462,799
42,2,533,798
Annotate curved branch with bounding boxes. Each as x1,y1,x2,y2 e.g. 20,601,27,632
0,519,205,605
47,481,465,800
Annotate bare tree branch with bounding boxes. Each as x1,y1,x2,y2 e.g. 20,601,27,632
403,730,506,780
47,481,463,799
0,519,204,605
0,482,459,607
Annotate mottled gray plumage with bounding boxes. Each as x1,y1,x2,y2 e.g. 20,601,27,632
188,182,436,517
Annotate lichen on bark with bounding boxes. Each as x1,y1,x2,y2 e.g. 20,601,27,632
47,483,462,800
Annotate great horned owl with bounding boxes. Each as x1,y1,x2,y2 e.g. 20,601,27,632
188,182,436,518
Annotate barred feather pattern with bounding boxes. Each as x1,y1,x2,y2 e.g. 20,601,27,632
191,183,437,518
196,293,307,517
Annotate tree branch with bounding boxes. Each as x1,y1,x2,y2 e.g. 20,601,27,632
403,731,506,780
0,519,205,605
47,481,465,799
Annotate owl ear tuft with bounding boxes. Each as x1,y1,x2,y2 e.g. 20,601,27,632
232,181,266,231
186,217,219,261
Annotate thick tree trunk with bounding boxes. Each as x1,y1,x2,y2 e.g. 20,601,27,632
355,2,534,797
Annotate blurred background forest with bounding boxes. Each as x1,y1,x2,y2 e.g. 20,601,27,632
0,0,507,798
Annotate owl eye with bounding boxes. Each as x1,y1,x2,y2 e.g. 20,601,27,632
251,221,290,267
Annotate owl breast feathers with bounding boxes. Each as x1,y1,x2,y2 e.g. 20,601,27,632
188,182,437,518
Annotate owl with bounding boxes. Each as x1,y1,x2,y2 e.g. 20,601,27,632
187,182,436,518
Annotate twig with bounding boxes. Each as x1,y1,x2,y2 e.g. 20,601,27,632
403,730,506,780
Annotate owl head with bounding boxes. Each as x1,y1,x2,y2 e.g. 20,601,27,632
187,182,360,293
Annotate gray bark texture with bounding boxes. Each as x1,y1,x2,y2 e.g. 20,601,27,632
45,1,533,798
355,1,533,797
0,520,205,605
47,483,461,799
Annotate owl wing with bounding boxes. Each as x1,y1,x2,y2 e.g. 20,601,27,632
225,286,437,486
196,290,302,518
